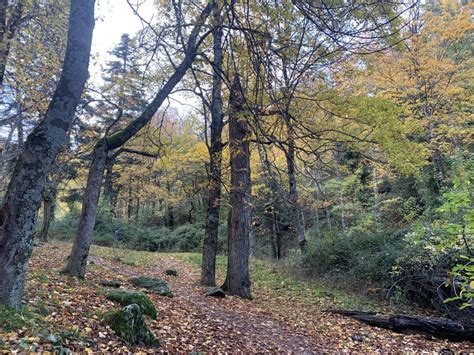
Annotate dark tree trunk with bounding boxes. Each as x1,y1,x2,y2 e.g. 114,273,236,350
127,179,133,221
39,198,53,243
284,113,307,252
39,181,57,243
270,209,279,259
0,0,95,309
201,1,224,286
221,74,252,299
0,0,24,87
65,143,107,277
103,158,114,207
67,3,213,278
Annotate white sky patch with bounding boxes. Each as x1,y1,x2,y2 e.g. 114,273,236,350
89,0,196,116
90,0,156,81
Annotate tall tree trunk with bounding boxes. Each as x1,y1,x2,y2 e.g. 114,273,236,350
221,74,252,299
0,0,24,87
257,143,280,259
67,3,213,278
65,143,107,277
39,198,53,243
127,178,133,221
270,210,278,259
201,1,224,286
0,122,14,174
284,113,307,252
0,0,95,309
38,180,56,243
103,157,114,208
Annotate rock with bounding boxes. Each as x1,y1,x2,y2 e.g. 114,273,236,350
105,304,158,347
101,280,122,288
351,333,364,342
129,277,173,298
106,289,157,319
164,269,178,277
206,287,225,298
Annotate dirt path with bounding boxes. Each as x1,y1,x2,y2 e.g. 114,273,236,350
88,252,474,353
6,242,472,353
89,254,318,352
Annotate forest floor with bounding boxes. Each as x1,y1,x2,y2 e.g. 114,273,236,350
0,241,473,353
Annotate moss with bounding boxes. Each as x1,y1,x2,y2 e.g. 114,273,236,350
164,269,178,277
129,277,173,298
0,305,43,332
105,304,158,347
106,290,157,319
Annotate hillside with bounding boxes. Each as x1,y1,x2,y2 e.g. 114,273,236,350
1,242,472,352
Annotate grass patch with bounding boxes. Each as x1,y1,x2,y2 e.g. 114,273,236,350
181,253,382,311
0,305,46,333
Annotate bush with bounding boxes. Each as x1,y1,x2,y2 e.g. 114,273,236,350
297,224,406,285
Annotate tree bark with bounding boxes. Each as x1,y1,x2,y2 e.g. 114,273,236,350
221,74,252,299
65,143,107,277
0,0,24,87
39,181,56,243
39,198,52,243
103,157,114,207
284,113,307,252
0,0,95,309
67,3,213,278
201,0,224,286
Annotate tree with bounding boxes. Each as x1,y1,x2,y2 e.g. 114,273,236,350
201,0,225,286
0,0,95,309
0,0,23,87
65,2,214,278
221,73,252,299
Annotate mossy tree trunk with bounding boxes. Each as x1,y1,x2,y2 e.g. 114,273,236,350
221,74,252,299
0,0,95,309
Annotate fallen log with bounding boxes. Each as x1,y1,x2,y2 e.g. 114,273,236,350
327,310,474,342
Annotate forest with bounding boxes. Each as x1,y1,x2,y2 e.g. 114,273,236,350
0,0,473,352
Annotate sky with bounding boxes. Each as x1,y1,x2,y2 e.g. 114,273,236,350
90,0,193,115
90,0,156,78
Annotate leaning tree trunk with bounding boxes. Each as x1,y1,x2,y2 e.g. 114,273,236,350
65,143,107,277
283,113,307,252
221,74,252,299
67,3,213,278
201,0,224,286
0,0,95,309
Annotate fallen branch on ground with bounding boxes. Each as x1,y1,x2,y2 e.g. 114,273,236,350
326,309,474,342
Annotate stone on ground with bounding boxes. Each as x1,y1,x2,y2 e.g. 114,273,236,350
101,280,122,288
106,289,157,319
105,304,158,347
206,287,226,298
164,269,178,277
129,277,173,298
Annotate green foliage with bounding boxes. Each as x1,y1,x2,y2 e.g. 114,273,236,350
50,204,216,253
299,226,406,283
